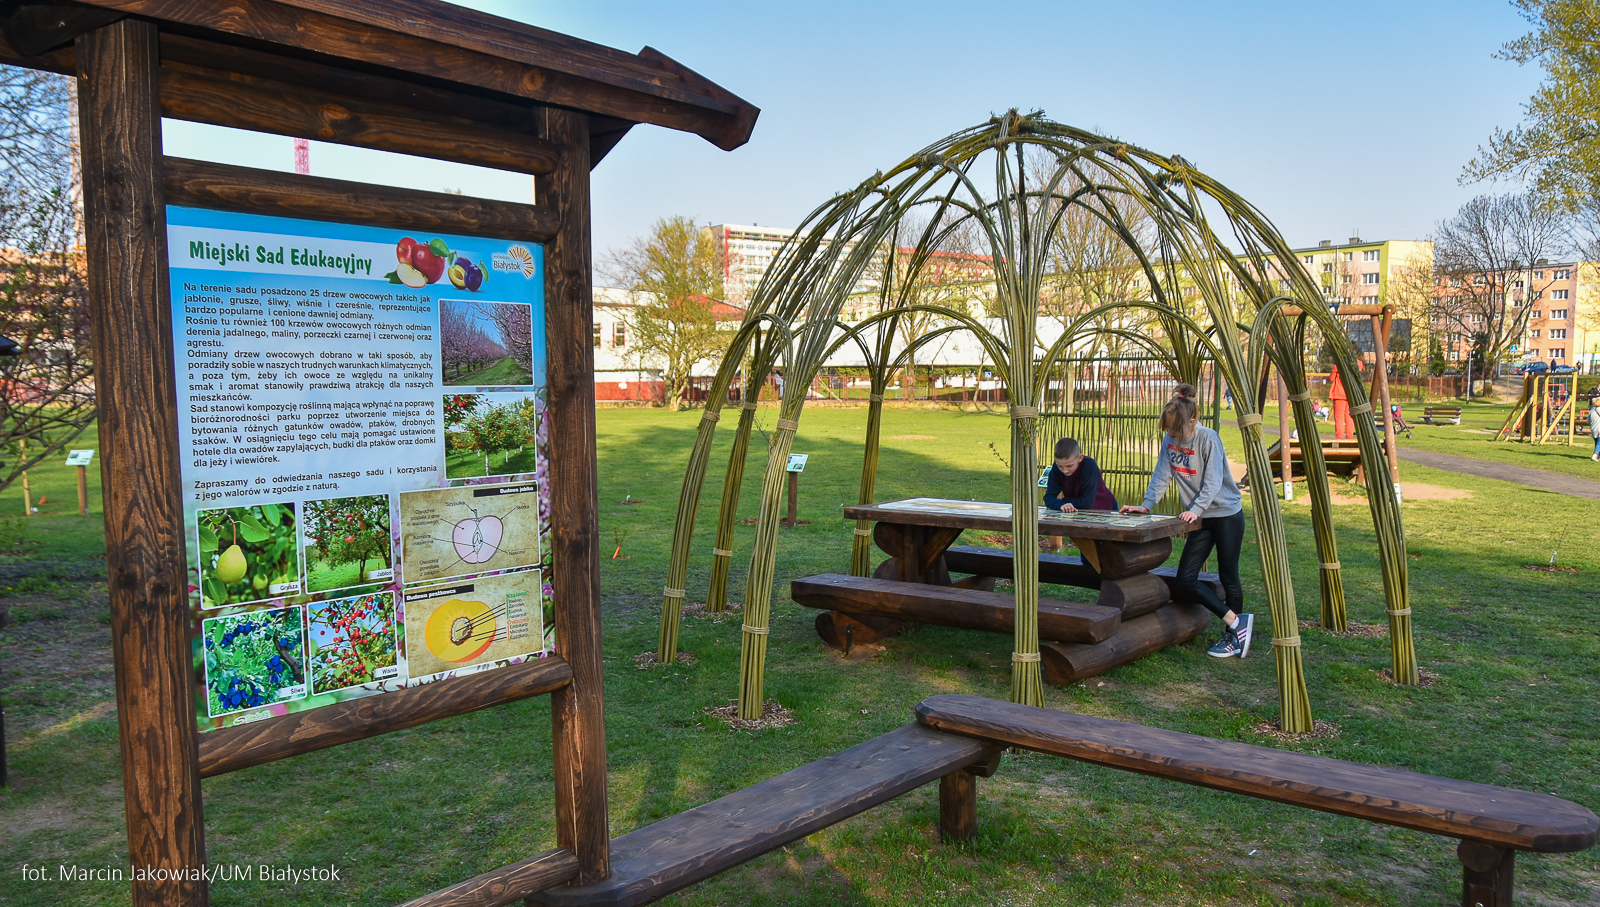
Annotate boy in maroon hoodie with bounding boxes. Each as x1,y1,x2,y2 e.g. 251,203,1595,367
1043,437,1117,512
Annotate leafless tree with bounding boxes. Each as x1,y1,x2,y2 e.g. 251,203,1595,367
0,65,95,494
1431,193,1564,376
1036,155,1158,357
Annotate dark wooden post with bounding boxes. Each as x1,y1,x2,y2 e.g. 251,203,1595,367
76,18,208,907
538,107,611,884
1457,841,1514,907
783,470,798,527
938,769,977,841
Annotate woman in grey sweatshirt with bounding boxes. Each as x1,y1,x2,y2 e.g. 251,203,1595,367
1120,392,1253,658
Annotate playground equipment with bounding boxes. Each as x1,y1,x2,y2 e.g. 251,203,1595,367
1498,374,1582,443
660,113,1418,734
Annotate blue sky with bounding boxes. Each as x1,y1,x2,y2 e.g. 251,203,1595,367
163,1,1544,267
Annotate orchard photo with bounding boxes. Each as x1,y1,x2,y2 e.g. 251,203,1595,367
196,502,301,608
301,494,394,594
440,299,534,387
442,391,546,480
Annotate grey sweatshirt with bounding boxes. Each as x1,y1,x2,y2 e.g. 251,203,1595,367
1141,425,1243,518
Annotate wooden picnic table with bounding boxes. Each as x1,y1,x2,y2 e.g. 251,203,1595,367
797,498,1215,683
841,497,1191,587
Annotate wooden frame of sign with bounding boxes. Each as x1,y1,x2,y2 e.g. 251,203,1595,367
0,4,756,905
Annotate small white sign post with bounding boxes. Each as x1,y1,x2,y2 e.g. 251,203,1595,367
65,450,95,516
783,454,808,527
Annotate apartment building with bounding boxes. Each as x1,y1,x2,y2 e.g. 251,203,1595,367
1431,260,1598,370
710,222,989,306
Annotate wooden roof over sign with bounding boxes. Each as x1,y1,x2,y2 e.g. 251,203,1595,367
0,0,759,162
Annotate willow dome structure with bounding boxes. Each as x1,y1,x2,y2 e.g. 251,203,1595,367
657,112,1415,731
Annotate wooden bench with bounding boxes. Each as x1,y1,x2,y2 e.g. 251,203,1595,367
916,694,1599,907
1259,437,1384,480
942,545,1223,616
792,573,1121,649
530,723,1001,907
1424,405,1464,425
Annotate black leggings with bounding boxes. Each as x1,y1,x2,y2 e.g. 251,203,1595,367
1176,508,1245,620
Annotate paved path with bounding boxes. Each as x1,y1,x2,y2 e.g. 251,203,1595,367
1260,424,1600,499
1393,447,1600,500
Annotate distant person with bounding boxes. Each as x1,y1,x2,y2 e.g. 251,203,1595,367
1329,365,1352,440
1044,437,1117,513
1121,392,1252,659
1590,394,1600,462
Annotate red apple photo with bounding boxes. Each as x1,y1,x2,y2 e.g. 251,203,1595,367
396,236,418,266
411,245,446,283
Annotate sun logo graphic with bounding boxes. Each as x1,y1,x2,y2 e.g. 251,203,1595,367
492,245,537,279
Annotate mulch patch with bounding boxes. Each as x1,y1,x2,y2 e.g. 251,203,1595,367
1249,718,1341,742
708,699,795,730
1522,564,1580,573
1376,667,1440,687
682,601,742,620
632,650,698,669
1300,619,1387,638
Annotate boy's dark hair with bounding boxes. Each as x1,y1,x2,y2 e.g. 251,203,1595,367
1053,437,1081,459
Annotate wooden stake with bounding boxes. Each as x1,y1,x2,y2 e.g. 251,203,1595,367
783,470,798,527
77,464,89,515
77,18,208,906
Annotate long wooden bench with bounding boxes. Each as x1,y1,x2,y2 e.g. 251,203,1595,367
1424,405,1464,425
916,694,1599,907
942,544,1223,616
530,723,1001,907
791,573,1121,648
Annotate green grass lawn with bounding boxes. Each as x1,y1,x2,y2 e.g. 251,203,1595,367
447,356,533,387
445,444,539,479
3,406,1598,906
304,553,392,594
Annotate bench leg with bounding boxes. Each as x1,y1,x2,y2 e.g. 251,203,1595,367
1458,841,1514,907
938,769,977,842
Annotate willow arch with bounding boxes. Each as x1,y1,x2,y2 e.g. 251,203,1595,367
659,113,1417,727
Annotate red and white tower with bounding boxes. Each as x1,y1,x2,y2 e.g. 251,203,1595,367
293,137,310,175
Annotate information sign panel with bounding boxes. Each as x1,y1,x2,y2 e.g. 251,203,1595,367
785,453,809,473
65,449,96,466
167,206,552,732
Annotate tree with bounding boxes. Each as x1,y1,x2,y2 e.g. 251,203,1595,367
1463,1,1600,212
303,495,391,580
1431,193,1564,377
1039,157,1158,357
462,404,525,472
0,66,94,494
1382,248,1440,376
603,216,732,410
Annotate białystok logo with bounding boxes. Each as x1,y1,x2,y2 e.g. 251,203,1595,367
491,245,536,279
